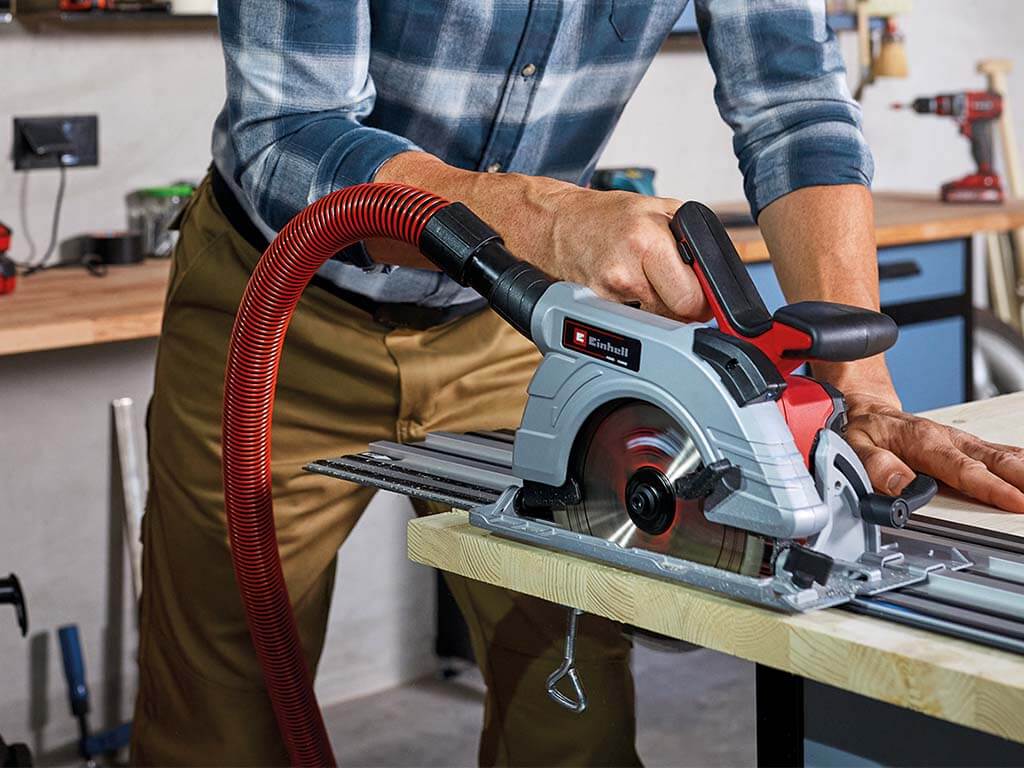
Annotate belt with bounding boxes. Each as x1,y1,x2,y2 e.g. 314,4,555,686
208,166,486,331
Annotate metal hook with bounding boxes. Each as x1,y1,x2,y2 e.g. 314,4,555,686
545,606,587,713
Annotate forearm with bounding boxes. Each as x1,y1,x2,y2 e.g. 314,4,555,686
372,151,708,319
368,151,560,269
757,184,899,403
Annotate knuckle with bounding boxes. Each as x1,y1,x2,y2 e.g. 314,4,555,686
989,448,1024,475
955,456,987,484
601,265,636,296
623,227,649,254
858,447,897,475
910,418,941,441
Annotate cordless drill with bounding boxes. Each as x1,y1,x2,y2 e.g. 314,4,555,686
893,91,1004,203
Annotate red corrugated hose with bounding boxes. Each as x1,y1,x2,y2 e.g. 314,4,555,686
222,184,452,767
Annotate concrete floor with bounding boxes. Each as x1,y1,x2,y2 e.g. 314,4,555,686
324,645,756,767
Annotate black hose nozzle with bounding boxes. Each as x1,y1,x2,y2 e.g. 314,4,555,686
420,203,553,340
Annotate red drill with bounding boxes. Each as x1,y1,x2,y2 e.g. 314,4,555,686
892,91,1004,203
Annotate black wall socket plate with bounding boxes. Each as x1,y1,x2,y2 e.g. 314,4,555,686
12,115,99,170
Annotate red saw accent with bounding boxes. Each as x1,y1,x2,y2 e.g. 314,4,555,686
777,376,837,465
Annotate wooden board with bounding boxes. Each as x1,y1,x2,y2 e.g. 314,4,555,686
727,192,1024,263
912,392,1024,541
0,259,170,356
408,392,1024,743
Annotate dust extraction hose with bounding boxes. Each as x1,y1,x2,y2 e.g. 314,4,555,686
221,182,551,767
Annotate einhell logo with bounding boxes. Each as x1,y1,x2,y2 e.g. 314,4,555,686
587,336,630,358
562,318,641,372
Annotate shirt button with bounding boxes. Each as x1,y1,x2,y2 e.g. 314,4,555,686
521,63,537,77
486,162,502,173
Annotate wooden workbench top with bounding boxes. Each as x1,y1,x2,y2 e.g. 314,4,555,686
0,259,170,356
3,193,1024,357
407,392,1024,744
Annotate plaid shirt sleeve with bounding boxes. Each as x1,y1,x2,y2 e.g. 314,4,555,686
218,0,420,232
696,0,874,218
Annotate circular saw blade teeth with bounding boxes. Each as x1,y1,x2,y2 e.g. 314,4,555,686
552,401,764,576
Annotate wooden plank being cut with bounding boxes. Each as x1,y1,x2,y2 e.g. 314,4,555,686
407,392,1024,743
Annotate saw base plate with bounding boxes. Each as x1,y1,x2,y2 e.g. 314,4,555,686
308,430,966,613
473,487,942,613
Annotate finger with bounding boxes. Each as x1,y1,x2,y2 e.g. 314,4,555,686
958,438,1024,495
643,239,711,320
910,446,1024,514
844,433,915,495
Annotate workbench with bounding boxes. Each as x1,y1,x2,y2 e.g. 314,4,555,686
410,393,1024,767
0,258,169,356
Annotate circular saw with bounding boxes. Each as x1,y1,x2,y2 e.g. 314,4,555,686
314,199,956,615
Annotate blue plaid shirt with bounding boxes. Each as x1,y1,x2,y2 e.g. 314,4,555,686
212,0,872,308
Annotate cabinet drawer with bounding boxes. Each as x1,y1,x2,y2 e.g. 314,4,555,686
878,240,966,305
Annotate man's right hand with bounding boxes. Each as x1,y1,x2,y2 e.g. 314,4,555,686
371,151,711,321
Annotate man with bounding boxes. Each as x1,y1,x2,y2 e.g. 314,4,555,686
133,1,1024,765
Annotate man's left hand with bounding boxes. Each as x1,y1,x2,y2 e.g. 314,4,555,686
841,389,1024,514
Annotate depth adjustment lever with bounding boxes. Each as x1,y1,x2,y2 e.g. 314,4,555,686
781,544,835,589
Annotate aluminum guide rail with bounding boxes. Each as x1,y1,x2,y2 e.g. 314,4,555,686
307,431,1024,653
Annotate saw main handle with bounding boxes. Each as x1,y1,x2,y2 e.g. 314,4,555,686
670,201,898,376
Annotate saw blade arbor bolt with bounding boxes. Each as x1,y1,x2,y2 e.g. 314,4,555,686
624,468,676,535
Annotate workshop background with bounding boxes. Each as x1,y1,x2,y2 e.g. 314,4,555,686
2,1,1024,766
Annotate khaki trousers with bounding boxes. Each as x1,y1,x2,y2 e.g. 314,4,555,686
130,178,639,766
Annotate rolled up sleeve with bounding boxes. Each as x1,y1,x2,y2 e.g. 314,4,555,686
696,0,874,219
218,0,421,233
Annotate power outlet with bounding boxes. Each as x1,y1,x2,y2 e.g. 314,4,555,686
12,115,99,171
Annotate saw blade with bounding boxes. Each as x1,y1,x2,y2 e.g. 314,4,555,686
552,401,765,576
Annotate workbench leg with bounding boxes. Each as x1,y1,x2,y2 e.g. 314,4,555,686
755,664,804,768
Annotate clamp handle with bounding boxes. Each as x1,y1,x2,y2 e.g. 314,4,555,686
545,607,587,714
670,202,898,375
860,473,938,528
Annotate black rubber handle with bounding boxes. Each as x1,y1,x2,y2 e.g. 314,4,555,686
670,202,899,363
860,473,938,528
670,201,773,337
972,119,996,170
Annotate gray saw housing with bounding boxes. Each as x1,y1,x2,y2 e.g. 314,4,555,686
517,281,829,541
